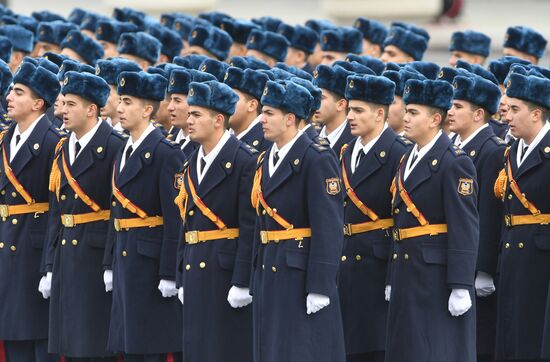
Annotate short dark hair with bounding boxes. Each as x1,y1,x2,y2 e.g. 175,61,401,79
370,103,390,122
427,106,448,127
469,103,492,123
209,109,231,128
525,100,549,122
242,92,262,116
29,90,49,112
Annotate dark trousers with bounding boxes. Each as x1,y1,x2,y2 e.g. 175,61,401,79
122,353,182,362
477,355,493,362
66,357,119,362
347,351,385,362
4,340,58,362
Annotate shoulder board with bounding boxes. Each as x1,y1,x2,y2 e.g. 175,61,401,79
241,143,259,154
490,135,507,146
317,137,330,146
449,144,466,156
50,125,67,138
312,143,328,152
396,135,413,146
0,123,9,131
111,129,128,140
160,137,178,148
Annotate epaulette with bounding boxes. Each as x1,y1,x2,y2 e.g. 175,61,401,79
242,143,259,154
112,130,129,140
449,143,466,156
160,137,179,148
312,143,328,152
51,126,67,138
317,137,330,146
490,135,507,146
396,135,414,146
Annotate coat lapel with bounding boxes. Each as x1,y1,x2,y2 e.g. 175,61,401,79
331,122,352,155
404,133,449,194
515,131,550,179
197,135,239,198
10,115,52,178
350,128,396,188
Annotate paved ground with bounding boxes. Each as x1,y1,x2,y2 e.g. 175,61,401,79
8,0,550,65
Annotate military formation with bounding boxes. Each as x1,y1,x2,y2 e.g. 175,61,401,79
0,4,548,362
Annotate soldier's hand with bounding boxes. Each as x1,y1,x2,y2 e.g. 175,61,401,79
306,293,330,315
103,270,113,292
38,272,52,299
158,279,178,298
385,285,391,302
178,287,184,304
227,286,253,308
448,289,472,317
474,272,496,297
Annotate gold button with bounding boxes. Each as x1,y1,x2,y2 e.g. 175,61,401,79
185,264,191,271
225,162,232,169
71,239,78,246
392,253,398,260
74,194,79,199
61,239,66,246
505,242,510,249
145,152,151,159
272,208,277,213
271,266,277,272
508,194,513,200
431,159,438,166
188,210,194,216
545,146,550,153
355,255,362,261
518,242,524,249
253,140,259,146
122,250,127,256
404,253,409,260
394,208,400,214
380,151,386,157
11,192,16,197
97,146,103,153
10,245,16,251
343,201,347,207
11,219,17,225
470,150,476,157
33,143,39,150
293,159,300,165
341,255,347,262
112,201,116,207
0,242,4,248
262,264,265,270
61,195,66,200
199,262,206,269
0,190,5,195
262,210,266,215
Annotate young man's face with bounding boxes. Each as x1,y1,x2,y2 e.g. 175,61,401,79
505,97,537,140
101,85,119,120
54,92,64,118
117,95,148,132
503,47,538,64
320,50,346,66
62,93,92,132
403,104,438,143
100,41,118,59
229,89,255,130
448,51,485,67
285,47,306,68
35,42,60,57
245,49,276,67
261,105,293,142
447,100,475,134
61,48,85,64
347,100,381,137
380,45,413,64
187,105,222,144
167,93,189,130
6,83,43,121
315,88,341,125
155,95,171,126
361,39,382,58
387,96,405,132
498,93,508,122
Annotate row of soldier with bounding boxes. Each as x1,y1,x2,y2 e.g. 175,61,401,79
0,4,549,362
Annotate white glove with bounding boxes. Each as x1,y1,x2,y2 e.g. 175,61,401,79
158,279,178,298
385,285,391,302
38,272,52,299
178,287,184,304
306,293,330,315
448,288,472,317
475,271,496,297
103,270,113,292
227,286,253,308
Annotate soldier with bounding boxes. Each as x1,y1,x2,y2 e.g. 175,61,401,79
386,79,479,362
312,64,357,156
380,24,429,64
447,74,506,362
146,26,182,64
304,19,336,69
187,24,232,62
175,79,257,362
502,26,547,65
0,62,64,362
44,71,125,362
251,80,346,362
34,21,78,57
117,32,161,70
494,70,550,362
0,60,13,126
95,58,142,132
0,25,34,72
224,67,273,152
339,74,411,362
353,18,388,58
277,23,318,74
95,20,138,59
166,68,200,157
220,18,260,58
105,71,184,361
245,29,289,67
319,27,363,65
448,30,491,67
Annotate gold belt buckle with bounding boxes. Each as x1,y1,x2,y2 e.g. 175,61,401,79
343,224,352,236
0,204,8,218
504,215,512,227
186,230,199,244
63,214,75,228
260,231,268,244
114,218,121,232
392,228,401,241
